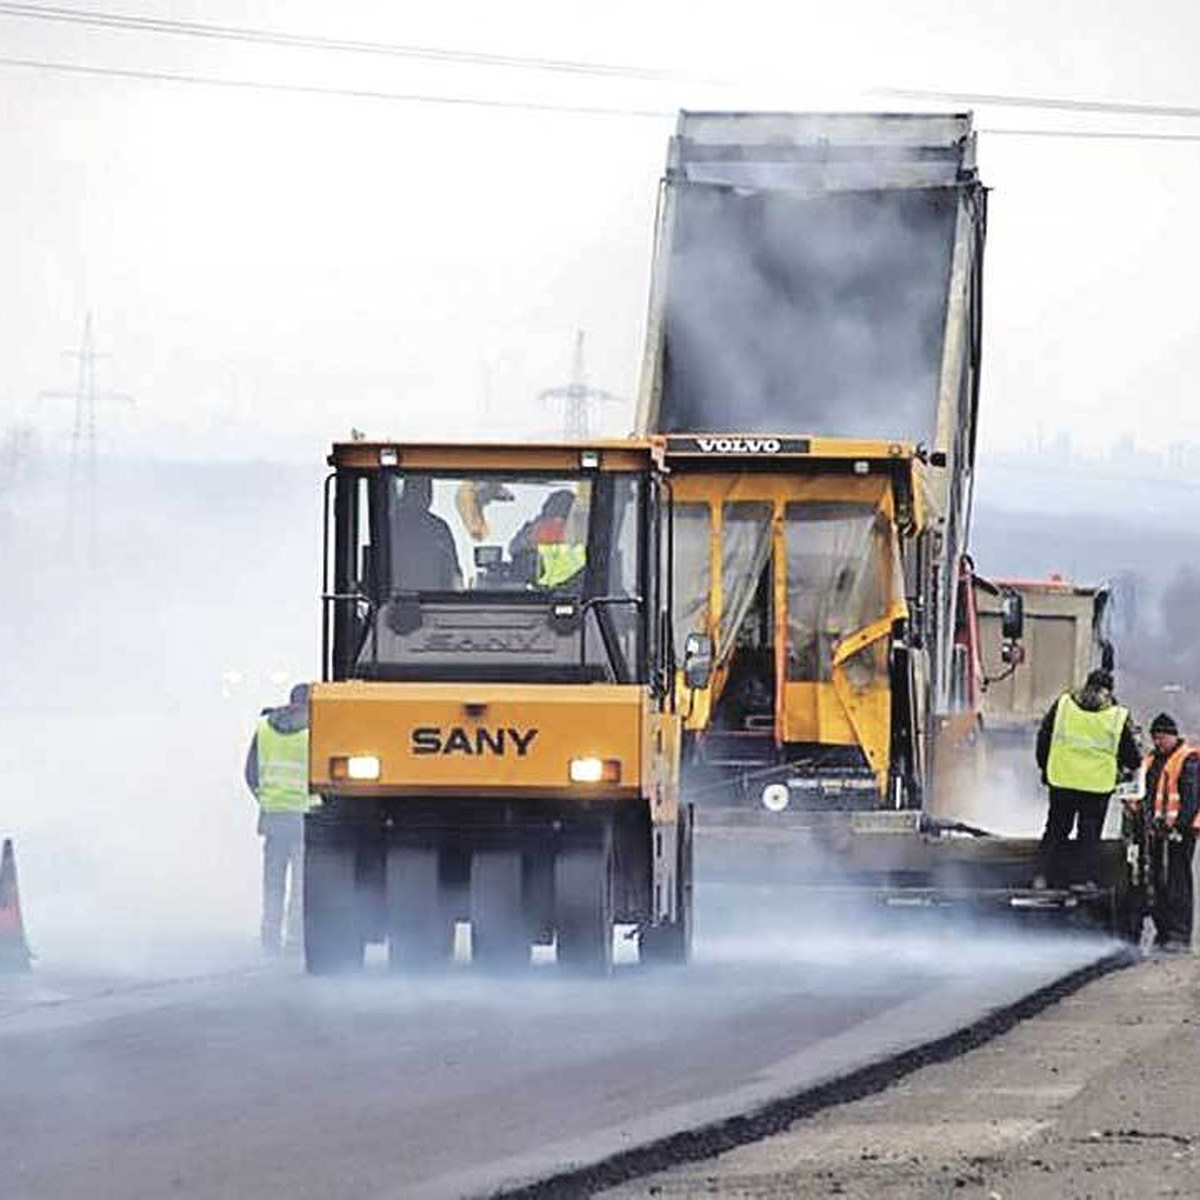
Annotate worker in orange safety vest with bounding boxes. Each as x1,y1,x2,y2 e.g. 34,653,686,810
1139,712,1200,951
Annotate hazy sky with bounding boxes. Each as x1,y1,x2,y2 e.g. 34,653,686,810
2,0,1199,462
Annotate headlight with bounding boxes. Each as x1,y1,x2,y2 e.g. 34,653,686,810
348,755,381,780
330,754,381,781
762,783,790,813
569,757,621,784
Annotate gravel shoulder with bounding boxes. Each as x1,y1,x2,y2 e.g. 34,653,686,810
602,951,1200,1199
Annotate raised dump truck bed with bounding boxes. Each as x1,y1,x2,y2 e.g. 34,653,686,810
637,111,985,447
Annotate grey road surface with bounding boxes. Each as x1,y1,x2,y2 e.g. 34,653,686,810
0,890,1113,1200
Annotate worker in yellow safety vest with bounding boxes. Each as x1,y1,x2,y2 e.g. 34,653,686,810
536,541,587,588
509,489,587,589
244,683,313,954
1139,713,1200,951
1033,669,1141,889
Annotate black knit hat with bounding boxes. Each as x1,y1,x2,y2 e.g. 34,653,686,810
1150,712,1179,736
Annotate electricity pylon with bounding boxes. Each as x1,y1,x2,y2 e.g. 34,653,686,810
538,330,623,440
38,312,133,551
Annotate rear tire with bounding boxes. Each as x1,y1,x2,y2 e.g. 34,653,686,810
386,845,454,970
304,836,365,975
470,849,529,970
555,830,614,976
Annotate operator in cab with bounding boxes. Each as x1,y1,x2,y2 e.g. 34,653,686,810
391,476,462,591
509,489,586,589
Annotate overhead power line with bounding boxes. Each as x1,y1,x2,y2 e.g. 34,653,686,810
880,86,1200,121
0,53,676,117
982,127,1200,143
0,1,718,84
3,53,1200,142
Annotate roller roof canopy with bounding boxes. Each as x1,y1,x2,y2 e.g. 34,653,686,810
328,439,661,473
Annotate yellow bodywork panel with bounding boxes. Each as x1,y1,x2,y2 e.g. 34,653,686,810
670,470,908,791
670,471,892,509
310,680,646,800
781,681,857,744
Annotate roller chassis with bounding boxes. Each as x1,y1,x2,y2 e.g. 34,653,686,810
304,796,694,975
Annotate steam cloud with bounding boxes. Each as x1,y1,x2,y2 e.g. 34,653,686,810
0,452,322,974
659,183,957,439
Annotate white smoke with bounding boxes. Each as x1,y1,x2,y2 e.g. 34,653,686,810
0,455,322,975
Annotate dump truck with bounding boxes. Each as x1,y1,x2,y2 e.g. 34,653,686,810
305,438,692,974
976,576,1115,753
635,111,1130,924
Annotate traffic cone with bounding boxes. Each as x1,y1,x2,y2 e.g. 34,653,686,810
0,838,32,972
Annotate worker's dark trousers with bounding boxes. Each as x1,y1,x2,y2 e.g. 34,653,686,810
259,812,305,953
1151,828,1196,947
1038,788,1109,886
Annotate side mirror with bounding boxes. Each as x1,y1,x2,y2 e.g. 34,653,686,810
1000,590,1024,641
682,632,714,690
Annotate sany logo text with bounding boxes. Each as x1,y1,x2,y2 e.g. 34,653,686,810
411,726,539,756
